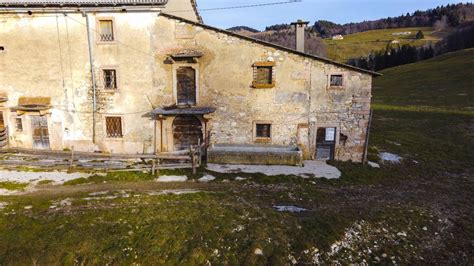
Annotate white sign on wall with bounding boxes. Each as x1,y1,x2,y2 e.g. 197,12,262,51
325,128,336,141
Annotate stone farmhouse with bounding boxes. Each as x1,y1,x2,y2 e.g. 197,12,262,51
0,0,379,165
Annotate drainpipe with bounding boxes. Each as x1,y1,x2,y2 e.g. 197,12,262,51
84,12,97,144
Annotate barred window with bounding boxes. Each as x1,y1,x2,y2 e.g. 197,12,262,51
105,116,123,138
330,74,343,87
256,123,271,139
99,20,114,42
103,69,117,90
15,117,23,132
252,62,275,88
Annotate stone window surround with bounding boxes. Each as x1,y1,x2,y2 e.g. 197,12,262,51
252,61,276,89
172,63,200,106
96,16,117,45
104,114,124,139
253,120,273,143
99,66,120,92
327,72,346,89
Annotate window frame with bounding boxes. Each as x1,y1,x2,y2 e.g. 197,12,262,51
104,115,124,139
96,17,117,44
253,121,273,143
101,68,118,91
252,61,276,89
328,73,345,89
173,64,199,106
15,117,23,132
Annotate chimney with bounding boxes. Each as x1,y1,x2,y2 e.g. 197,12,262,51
291,19,309,53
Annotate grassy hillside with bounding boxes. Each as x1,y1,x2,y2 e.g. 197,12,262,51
373,48,474,111
325,27,450,62
370,48,474,174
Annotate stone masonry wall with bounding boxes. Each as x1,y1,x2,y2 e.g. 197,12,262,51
0,12,372,162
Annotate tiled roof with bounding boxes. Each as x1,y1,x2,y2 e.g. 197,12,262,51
0,0,167,7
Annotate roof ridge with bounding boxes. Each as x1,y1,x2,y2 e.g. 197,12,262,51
160,12,381,76
0,0,167,7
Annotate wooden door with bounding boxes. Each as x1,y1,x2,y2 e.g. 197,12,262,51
176,67,196,106
173,115,202,151
316,127,336,160
31,116,50,149
0,111,4,129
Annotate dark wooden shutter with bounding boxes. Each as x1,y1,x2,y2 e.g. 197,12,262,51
176,67,196,105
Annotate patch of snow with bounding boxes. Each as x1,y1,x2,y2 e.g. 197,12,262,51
156,175,188,182
235,176,247,181
24,205,32,210
273,205,307,213
368,161,380,168
379,152,402,163
147,189,200,195
83,195,118,201
198,175,216,183
89,191,109,196
0,188,19,195
0,202,8,210
0,170,90,188
207,160,341,179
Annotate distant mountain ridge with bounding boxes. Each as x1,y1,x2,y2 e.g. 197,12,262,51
226,26,260,36
226,3,474,64
228,3,474,38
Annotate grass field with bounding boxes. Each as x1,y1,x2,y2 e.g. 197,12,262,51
324,27,450,62
0,50,473,264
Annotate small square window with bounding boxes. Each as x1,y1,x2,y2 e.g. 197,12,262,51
252,62,275,88
256,123,271,139
99,20,114,42
330,74,343,87
15,118,23,132
103,69,117,90
105,116,123,138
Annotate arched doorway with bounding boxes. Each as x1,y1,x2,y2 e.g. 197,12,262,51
173,115,203,151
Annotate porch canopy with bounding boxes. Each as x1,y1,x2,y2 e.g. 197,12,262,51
152,106,215,116
11,96,51,115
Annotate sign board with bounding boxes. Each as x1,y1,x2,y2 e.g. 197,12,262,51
325,128,336,142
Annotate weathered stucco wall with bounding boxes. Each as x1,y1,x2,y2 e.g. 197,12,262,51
0,11,372,162
162,0,201,22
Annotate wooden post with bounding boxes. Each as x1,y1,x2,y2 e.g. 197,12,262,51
151,159,156,175
69,146,74,170
190,145,196,174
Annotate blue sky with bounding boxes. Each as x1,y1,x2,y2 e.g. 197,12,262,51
192,0,468,30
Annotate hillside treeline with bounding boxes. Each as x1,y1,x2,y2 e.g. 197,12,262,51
252,30,327,57
314,3,474,38
348,21,474,71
